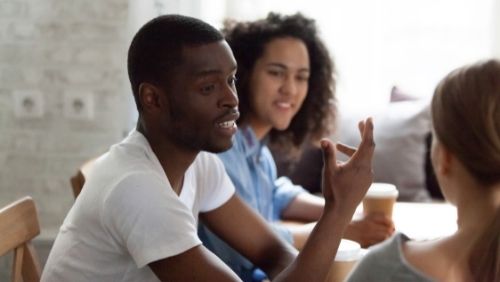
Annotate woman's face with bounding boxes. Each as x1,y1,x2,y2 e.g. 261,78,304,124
246,37,310,139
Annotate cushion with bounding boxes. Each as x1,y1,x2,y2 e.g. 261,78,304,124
272,143,323,194
390,85,419,103
336,100,432,201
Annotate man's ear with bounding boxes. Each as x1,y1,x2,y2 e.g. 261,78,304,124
138,83,166,113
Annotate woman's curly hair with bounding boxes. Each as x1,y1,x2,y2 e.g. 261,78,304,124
223,12,336,152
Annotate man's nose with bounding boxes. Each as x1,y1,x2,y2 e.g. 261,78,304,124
218,84,238,108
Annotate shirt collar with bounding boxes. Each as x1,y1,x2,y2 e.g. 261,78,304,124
121,128,165,173
238,126,266,159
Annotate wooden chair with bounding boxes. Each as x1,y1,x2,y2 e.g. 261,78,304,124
70,169,85,199
0,197,41,282
69,158,97,199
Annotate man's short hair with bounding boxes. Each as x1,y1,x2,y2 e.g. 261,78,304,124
127,14,224,111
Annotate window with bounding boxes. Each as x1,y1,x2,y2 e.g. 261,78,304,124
128,0,498,114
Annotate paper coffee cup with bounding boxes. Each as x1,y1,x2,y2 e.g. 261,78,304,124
363,183,399,218
325,239,363,282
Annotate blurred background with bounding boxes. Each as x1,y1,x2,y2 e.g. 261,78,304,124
0,0,499,275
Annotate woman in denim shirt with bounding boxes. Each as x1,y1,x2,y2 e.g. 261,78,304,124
199,13,394,281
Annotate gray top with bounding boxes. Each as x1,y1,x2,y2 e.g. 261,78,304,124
346,233,435,282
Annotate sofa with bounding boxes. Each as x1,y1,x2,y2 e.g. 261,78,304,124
272,94,442,202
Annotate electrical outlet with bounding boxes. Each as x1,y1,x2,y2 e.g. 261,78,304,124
13,90,45,118
63,91,94,120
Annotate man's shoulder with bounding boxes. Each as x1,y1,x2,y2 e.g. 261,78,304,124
86,142,164,196
194,151,225,172
93,150,153,178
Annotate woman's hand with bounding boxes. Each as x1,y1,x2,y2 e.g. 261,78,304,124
345,213,395,247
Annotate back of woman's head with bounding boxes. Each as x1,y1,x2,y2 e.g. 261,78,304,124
223,13,336,150
431,59,500,281
431,59,500,186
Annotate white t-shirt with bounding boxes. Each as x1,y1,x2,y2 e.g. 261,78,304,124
41,130,235,282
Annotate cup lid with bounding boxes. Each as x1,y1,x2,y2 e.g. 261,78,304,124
365,183,399,198
335,239,362,261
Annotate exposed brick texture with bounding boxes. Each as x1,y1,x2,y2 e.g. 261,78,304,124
0,2,130,276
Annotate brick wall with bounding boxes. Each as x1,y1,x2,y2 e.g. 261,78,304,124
0,1,221,277
0,0,134,277
0,0,131,274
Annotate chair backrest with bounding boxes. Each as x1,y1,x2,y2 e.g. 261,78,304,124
70,158,97,199
70,169,85,199
0,197,41,282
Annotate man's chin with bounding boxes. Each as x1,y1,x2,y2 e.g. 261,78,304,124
203,140,234,153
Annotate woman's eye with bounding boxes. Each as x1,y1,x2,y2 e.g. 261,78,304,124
297,75,309,82
201,84,216,94
268,70,284,77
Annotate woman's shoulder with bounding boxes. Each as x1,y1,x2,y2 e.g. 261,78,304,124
346,233,434,282
362,232,409,265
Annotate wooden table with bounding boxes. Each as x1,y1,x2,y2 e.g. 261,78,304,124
285,201,458,247
353,201,457,241
391,202,457,240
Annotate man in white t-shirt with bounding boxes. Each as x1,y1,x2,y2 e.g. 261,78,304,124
42,14,376,282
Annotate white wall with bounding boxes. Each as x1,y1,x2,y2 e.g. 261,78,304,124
494,0,500,58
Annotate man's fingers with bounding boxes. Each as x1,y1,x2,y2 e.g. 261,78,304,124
355,117,375,161
320,138,338,171
362,117,374,143
358,120,365,138
336,142,356,157
320,139,337,199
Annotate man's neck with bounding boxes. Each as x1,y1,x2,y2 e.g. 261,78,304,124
137,122,198,195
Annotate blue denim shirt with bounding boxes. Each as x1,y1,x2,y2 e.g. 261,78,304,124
198,126,306,281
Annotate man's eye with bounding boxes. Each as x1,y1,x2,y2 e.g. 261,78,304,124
228,76,237,86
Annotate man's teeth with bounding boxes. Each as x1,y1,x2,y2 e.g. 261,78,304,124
218,121,235,128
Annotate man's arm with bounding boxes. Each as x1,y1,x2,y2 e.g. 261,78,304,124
280,124,393,249
201,194,298,279
273,118,376,281
149,244,241,281
150,118,375,282
279,221,316,250
149,194,297,281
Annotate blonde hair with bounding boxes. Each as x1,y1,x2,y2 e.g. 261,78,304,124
431,59,500,281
